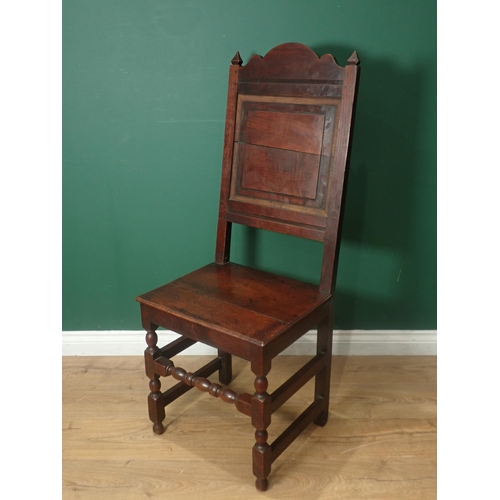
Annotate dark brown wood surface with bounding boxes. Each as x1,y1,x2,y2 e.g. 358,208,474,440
238,143,321,199
244,109,325,154
239,42,345,82
136,42,360,490
137,262,330,347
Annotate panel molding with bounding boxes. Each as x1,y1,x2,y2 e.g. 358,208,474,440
62,330,437,356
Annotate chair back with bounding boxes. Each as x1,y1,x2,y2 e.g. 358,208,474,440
215,43,360,292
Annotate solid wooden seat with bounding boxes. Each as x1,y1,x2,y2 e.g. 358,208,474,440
136,42,360,491
137,262,330,355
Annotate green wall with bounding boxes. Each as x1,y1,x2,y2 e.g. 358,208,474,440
63,0,436,331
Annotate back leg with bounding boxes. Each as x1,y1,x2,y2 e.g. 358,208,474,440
218,350,233,385
314,316,333,426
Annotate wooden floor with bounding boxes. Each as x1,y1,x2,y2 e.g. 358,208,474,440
62,355,436,499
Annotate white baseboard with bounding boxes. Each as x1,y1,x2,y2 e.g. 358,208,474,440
62,330,436,356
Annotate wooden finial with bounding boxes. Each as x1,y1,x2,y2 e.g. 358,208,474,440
347,51,359,65
231,51,243,66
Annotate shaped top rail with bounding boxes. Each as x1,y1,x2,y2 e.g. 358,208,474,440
238,42,349,82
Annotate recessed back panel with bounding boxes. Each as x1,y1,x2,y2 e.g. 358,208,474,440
227,95,340,239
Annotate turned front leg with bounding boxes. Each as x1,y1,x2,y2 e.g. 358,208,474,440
144,327,166,435
251,375,272,491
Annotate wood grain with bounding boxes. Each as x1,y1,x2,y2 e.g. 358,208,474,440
244,110,325,155
137,262,330,347
170,262,327,322
63,355,436,499
239,143,321,199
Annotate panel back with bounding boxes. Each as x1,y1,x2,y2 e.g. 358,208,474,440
215,43,359,292
229,94,339,240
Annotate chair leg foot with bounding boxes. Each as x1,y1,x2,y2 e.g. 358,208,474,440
314,409,329,427
255,478,269,491
153,422,166,435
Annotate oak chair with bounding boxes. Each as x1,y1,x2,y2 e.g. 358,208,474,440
136,42,360,491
